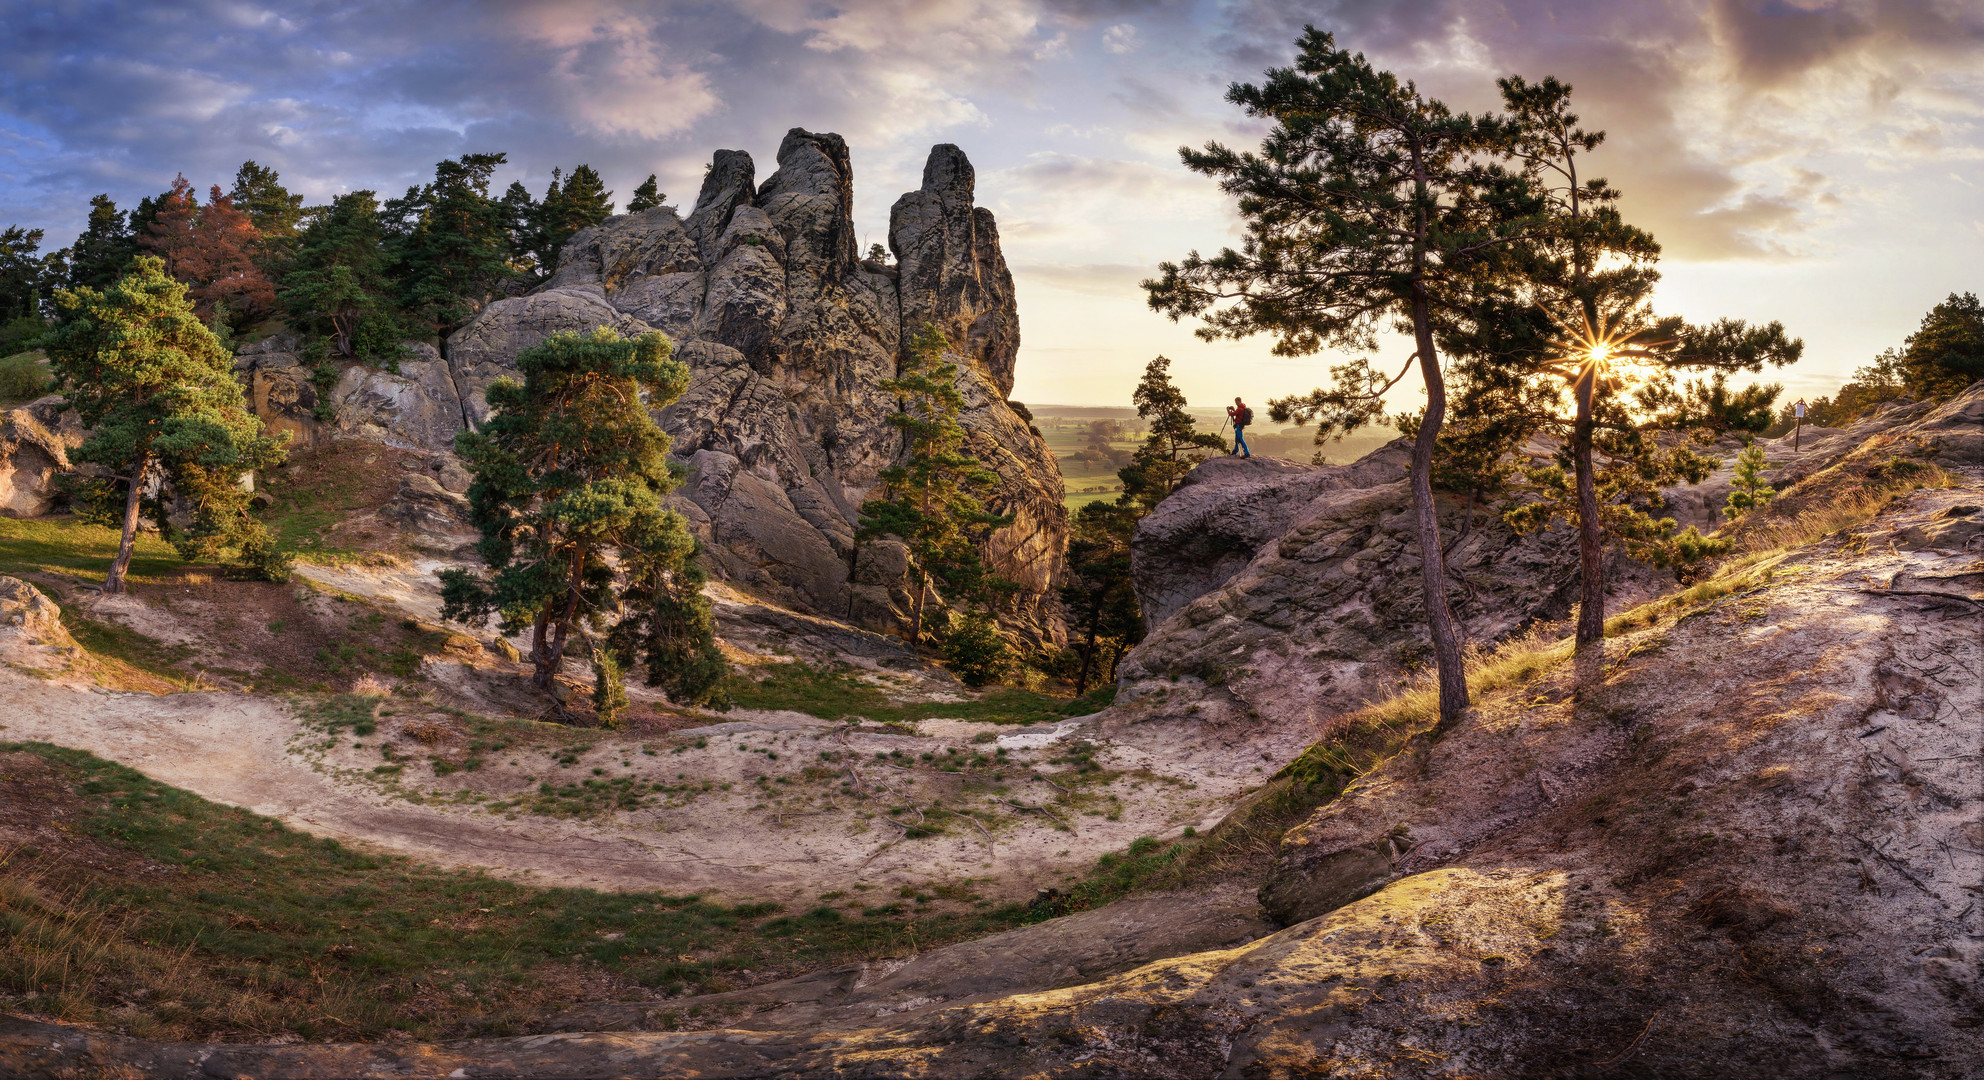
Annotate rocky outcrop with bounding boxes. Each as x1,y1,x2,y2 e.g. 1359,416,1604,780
1115,389,1981,737
0,398,84,518
447,129,1066,640
381,473,476,555
0,575,79,674
235,335,471,454
327,344,466,452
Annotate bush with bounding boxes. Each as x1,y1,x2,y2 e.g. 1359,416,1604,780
940,610,1013,688
0,350,47,400
0,315,45,357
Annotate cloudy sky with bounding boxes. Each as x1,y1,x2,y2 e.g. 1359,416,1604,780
3,0,1979,409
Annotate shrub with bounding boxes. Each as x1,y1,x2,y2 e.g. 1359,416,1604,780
0,351,47,400
940,610,1013,688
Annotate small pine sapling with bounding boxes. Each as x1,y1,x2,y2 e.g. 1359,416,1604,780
1724,442,1775,519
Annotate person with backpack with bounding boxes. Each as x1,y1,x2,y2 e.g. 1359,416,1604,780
1226,397,1253,458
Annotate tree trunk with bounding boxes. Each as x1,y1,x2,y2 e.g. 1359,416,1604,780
102,460,149,595
1409,288,1469,730
1073,612,1099,697
1572,370,1605,652
909,571,928,645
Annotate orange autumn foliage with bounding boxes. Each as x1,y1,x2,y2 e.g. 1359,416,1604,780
140,174,275,325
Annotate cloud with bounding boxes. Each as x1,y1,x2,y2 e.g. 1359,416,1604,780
1013,262,1151,296
1103,23,1142,54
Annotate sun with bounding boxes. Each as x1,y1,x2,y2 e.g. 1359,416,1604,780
1586,341,1612,368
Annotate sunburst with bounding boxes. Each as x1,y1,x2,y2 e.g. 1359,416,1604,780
1539,304,1670,388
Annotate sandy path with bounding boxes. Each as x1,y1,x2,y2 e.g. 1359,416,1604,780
0,670,1246,903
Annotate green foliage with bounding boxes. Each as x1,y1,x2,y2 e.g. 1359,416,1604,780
383,154,514,340
857,325,1014,643
227,160,306,248
1899,291,1983,399
41,256,289,589
61,194,139,293
1636,370,1782,435
0,224,50,322
591,648,629,729
1058,499,1142,695
939,609,1013,688
0,315,45,358
0,351,47,400
606,547,730,709
440,327,722,704
1116,356,1223,511
725,660,1100,725
1723,443,1776,520
506,165,616,280
626,174,665,213
282,191,405,364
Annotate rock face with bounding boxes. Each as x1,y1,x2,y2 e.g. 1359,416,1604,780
235,335,470,454
445,129,1065,639
0,575,79,674
0,398,85,518
1115,391,1978,737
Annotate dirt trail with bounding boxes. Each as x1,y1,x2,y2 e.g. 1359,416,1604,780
0,668,1240,903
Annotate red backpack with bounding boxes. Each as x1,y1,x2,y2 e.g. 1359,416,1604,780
1236,405,1253,427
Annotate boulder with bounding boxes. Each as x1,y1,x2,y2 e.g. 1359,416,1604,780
232,332,327,450
0,398,82,517
328,344,467,452
382,473,475,555
0,574,79,673
446,287,655,427
450,130,1066,641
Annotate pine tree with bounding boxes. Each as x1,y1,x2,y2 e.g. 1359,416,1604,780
857,325,1014,646
1059,499,1144,695
0,226,46,323
533,165,614,276
281,191,402,363
1439,75,1800,654
1116,356,1224,512
1723,443,1775,519
64,195,139,291
1899,292,1983,399
1145,27,1540,727
439,327,722,704
228,162,305,240
384,154,515,347
627,174,665,213
42,256,289,592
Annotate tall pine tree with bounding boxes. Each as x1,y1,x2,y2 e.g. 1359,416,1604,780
281,191,402,363
857,325,1014,646
440,328,723,706
383,154,514,349
1116,356,1224,513
63,195,138,291
1146,27,1540,729
42,257,288,592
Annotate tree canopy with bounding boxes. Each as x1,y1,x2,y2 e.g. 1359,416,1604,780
41,256,288,591
439,327,723,709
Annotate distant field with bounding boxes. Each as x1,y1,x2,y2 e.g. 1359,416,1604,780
1028,404,1397,509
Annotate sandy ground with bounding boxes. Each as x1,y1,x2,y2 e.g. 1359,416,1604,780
0,663,1248,903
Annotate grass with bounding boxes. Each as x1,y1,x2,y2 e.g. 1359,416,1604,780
726,661,1115,726
0,516,183,586
0,741,1067,1043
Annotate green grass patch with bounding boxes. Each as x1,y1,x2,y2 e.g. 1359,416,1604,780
727,661,1111,726
0,741,1064,1042
0,516,183,585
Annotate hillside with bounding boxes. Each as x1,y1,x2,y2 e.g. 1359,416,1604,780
1,381,1976,1076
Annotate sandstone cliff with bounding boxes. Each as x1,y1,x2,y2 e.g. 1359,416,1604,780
455,130,1064,640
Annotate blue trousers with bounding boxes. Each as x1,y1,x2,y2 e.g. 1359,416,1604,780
1232,426,1249,456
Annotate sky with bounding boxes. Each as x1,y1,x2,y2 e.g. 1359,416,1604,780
2,0,1979,410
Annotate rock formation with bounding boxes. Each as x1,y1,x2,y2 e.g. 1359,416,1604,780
445,129,1064,639
1113,392,1974,736
0,398,84,518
